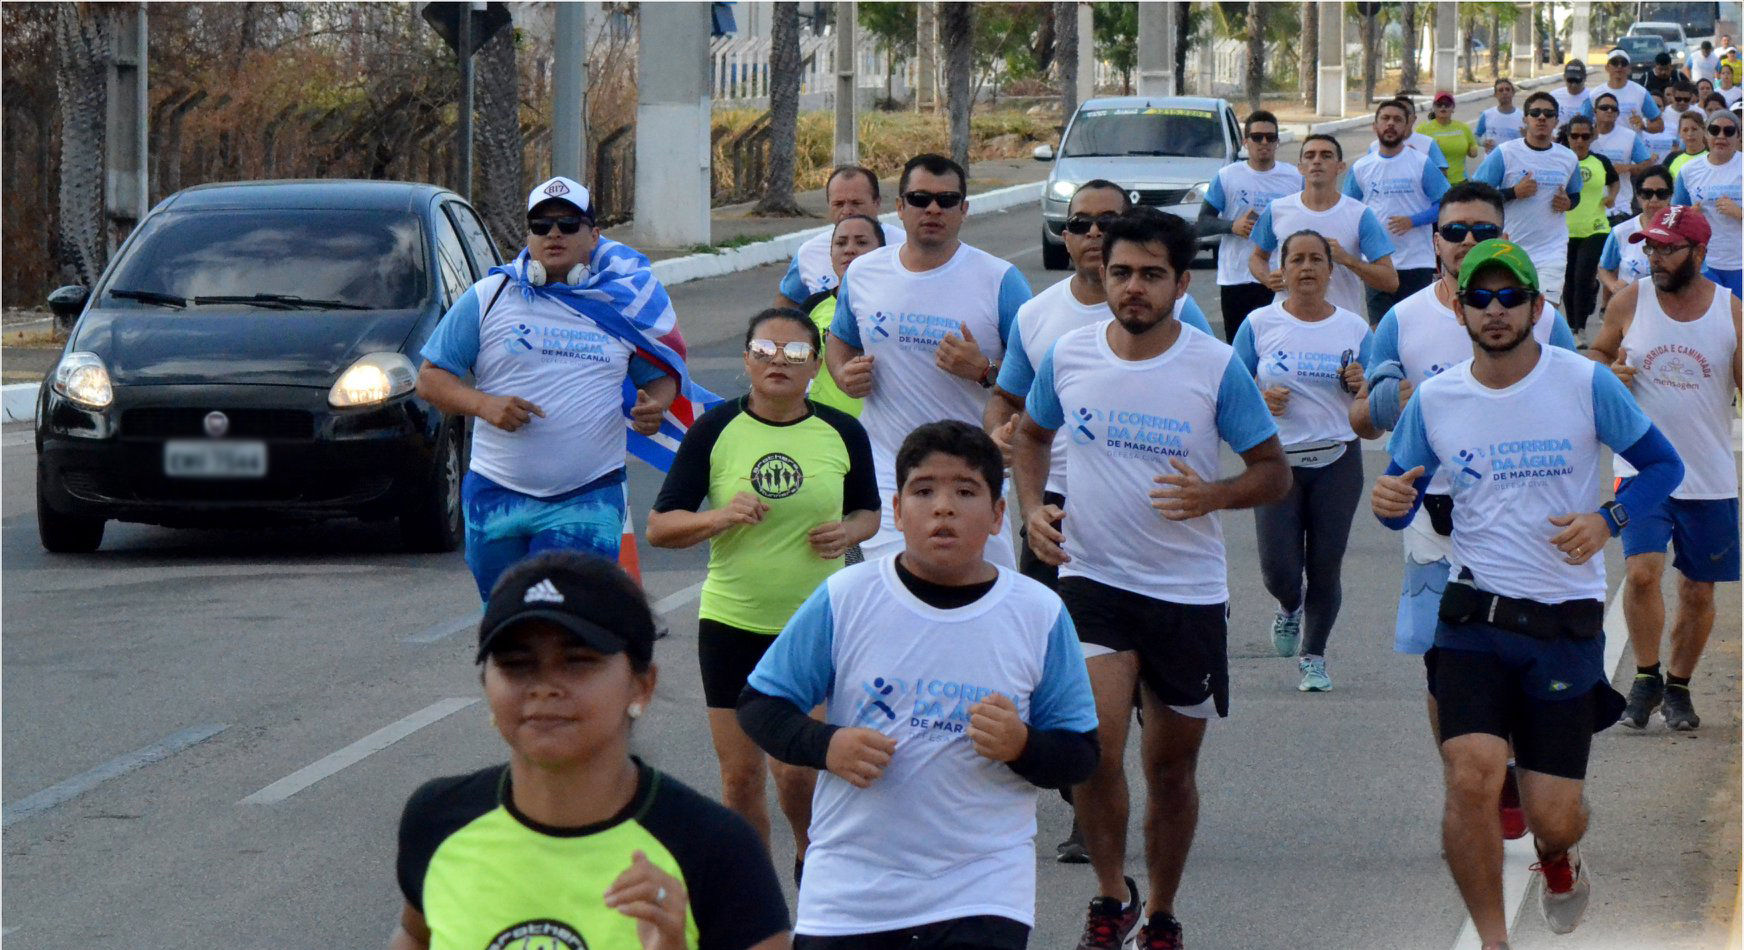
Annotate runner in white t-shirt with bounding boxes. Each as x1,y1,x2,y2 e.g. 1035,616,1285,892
1472,91,1584,306
1579,51,1667,132
1477,78,1525,152
1196,110,1304,343
1691,42,1722,83
1551,61,1596,127
774,165,906,308
1362,96,1452,169
827,154,1032,567
1599,165,1675,295
1671,109,1744,296
1250,134,1399,320
1012,208,1288,950
1346,100,1453,324
1589,91,1653,220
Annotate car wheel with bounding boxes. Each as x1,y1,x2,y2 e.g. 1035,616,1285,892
36,467,104,553
400,420,464,553
1042,227,1071,270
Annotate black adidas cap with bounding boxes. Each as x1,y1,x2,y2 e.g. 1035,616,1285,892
476,555,656,665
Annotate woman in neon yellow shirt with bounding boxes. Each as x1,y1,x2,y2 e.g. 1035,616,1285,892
1559,114,1620,335
1424,92,1480,182
799,215,887,417
1669,110,1709,180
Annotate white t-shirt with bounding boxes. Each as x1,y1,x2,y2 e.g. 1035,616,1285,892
997,278,1110,496
1592,125,1652,215
1206,161,1305,286
1364,131,1451,168
779,223,907,301
1476,107,1525,148
1673,152,1744,270
1642,121,1683,164
1232,302,1373,446
1471,140,1584,296
1613,278,1741,499
1026,321,1277,603
1550,85,1595,124
1345,147,1452,270
1580,81,1664,130
1599,216,1653,282
1251,193,1397,316
1388,346,1652,604
1692,51,1722,82
1725,84,1744,107
747,558,1097,935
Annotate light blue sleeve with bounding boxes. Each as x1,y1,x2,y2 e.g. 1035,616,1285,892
1385,393,1442,477
996,319,1036,396
1028,606,1099,733
1580,99,1595,119
1357,210,1396,262
1428,140,1450,169
1251,208,1279,252
1630,135,1650,162
996,266,1033,345
1546,309,1579,350
778,255,808,302
628,356,667,387
1215,355,1279,452
1641,94,1663,120
1475,112,1489,137
1599,232,1623,271
1422,159,1452,203
1473,149,1507,186
1674,175,1692,205
1340,170,1365,199
1205,171,1228,213
1369,310,1402,367
1357,329,1376,366
1231,319,1260,374
1566,161,1583,196
1024,345,1066,430
1178,295,1214,336
1592,363,1653,450
419,282,484,377
746,583,837,708
830,279,863,349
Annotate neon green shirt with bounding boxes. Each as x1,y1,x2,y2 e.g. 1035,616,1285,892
806,295,862,417
1671,150,1705,180
1424,118,1479,183
1567,152,1616,238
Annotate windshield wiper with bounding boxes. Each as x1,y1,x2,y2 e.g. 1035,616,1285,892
108,288,187,308
1125,149,1178,156
192,293,369,310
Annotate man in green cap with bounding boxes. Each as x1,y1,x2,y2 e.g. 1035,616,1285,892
1370,241,1684,948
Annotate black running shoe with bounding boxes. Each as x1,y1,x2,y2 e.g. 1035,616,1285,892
1074,877,1140,950
1135,912,1185,950
1662,684,1701,731
1620,672,1663,729
1056,818,1090,864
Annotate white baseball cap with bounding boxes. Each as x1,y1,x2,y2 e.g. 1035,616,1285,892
1608,48,1631,65
526,176,592,217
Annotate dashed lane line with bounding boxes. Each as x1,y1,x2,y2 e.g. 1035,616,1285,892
3,724,228,828
238,698,477,805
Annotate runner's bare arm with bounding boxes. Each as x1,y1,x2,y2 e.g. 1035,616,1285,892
388,904,430,950
415,361,545,431
1586,282,1638,365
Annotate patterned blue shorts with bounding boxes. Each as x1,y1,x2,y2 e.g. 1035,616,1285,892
462,470,626,600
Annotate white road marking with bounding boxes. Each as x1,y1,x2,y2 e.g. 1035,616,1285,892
652,580,705,617
239,698,478,805
3,724,227,828
403,612,478,644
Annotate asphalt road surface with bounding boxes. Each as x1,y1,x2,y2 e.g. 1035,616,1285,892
4,110,1739,950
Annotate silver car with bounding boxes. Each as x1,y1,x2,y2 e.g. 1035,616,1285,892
1035,96,1246,270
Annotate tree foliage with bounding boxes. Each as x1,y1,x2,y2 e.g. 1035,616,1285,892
1091,2,1136,94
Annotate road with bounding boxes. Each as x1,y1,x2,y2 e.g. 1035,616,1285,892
4,108,1739,950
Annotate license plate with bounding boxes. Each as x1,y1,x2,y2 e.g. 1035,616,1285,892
164,440,268,478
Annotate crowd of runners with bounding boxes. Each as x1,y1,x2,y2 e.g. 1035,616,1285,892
383,62,1740,950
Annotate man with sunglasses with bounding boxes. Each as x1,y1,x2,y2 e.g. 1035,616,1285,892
1249,134,1399,320
1346,100,1453,325
1580,49,1666,133
1472,92,1584,307
1551,61,1595,129
1642,89,1690,165
1671,109,1744,297
773,165,906,310
1477,78,1525,154
1588,207,1740,735
1374,239,1682,949
828,153,1032,565
1196,110,1304,344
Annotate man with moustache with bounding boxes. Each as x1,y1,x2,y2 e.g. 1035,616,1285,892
774,165,906,309
1472,92,1583,306
1346,99,1453,324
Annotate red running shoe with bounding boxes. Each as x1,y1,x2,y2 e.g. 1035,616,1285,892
1499,763,1527,840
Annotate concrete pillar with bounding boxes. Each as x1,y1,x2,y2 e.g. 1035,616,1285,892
1194,1,1216,96
552,3,586,180
916,2,937,111
635,2,711,248
835,1,857,164
106,5,148,252
1433,1,1459,93
1077,2,1095,105
1317,3,1345,117
1569,2,1590,65
1136,1,1175,97
1512,2,1535,78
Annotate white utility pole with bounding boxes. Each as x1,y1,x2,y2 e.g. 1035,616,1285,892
835,2,857,164
634,2,711,247
1135,1,1174,96
1317,3,1346,116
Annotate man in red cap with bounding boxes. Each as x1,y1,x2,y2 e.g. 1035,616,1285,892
1589,206,1742,734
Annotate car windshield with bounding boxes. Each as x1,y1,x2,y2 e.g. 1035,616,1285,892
1062,107,1226,159
101,209,428,311
1617,37,1666,56
1631,25,1682,42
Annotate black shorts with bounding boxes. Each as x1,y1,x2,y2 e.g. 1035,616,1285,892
1017,490,1066,589
1058,576,1230,718
794,915,1028,950
697,619,778,709
1431,645,1626,780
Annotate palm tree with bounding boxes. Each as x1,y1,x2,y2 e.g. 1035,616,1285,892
941,1,972,167
755,2,804,216
474,21,523,248
1301,2,1318,107
1245,1,1264,113
1056,0,1078,121
1360,4,1381,105
1400,2,1420,95
55,2,110,320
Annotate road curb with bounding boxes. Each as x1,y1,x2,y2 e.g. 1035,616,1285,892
1304,75,1562,135
648,180,1045,288
3,382,35,424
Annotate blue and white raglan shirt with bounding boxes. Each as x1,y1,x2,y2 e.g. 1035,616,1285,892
747,558,1097,935
1252,193,1396,316
1592,125,1651,215
778,223,908,301
1600,215,1653,282
1673,152,1744,272
1344,148,1453,270
1476,107,1524,148
1472,141,1583,300
1551,85,1594,124
422,274,666,497
1364,132,1451,168
1026,321,1277,604
832,243,1031,561
1579,80,1664,130
1205,161,1305,287
1233,302,1373,447
1642,121,1682,164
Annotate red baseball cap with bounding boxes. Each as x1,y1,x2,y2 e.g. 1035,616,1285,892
1433,92,1456,106
1628,206,1712,247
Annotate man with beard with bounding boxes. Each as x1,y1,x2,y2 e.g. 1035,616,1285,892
1346,100,1453,324
1588,207,1741,733
1472,92,1583,306
1197,110,1304,343
1250,135,1400,319
1012,208,1290,950
1671,108,1743,298
1373,239,1682,950
828,153,1032,565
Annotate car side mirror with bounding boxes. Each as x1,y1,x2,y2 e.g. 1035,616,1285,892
47,285,88,320
1237,147,1249,161
1033,143,1056,162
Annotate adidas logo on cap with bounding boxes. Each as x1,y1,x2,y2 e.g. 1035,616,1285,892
524,579,565,604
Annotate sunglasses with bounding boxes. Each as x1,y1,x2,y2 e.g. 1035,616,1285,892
1460,287,1537,309
1595,104,1620,113
1438,222,1503,244
1567,132,1593,140
902,190,963,210
1064,212,1121,235
1637,187,1674,199
747,338,816,364
1247,132,1280,143
1525,108,1559,119
527,216,588,236
1674,96,1693,104
1708,123,1740,137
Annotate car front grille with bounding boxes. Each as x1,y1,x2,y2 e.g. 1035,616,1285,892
1134,188,1191,206
123,407,315,440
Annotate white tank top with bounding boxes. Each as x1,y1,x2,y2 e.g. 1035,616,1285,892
1613,279,1740,499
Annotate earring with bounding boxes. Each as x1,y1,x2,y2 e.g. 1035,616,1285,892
627,703,644,720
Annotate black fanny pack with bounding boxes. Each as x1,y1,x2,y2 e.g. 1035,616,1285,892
1438,576,1604,641
1423,493,1454,536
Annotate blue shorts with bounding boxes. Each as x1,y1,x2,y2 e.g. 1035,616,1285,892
1434,619,1608,703
1618,481,1741,584
462,470,626,600
1394,556,1449,656
1702,265,1743,300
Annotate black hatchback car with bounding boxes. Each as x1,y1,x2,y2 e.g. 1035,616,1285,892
35,180,502,553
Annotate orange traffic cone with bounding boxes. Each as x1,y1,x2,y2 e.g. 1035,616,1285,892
620,504,644,585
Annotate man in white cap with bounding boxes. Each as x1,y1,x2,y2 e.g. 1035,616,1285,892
416,176,682,599
1581,49,1667,133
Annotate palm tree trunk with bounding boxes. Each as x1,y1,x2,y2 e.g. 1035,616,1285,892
755,2,804,216
54,2,110,315
1362,8,1379,105
1245,1,1264,113
941,1,973,169
474,21,523,250
1400,2,1419,95
1489,12,1501,79
1055,1,1078,122
1301,2,1318,107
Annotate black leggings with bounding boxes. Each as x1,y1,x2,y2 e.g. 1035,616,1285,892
1563,233,1609,333
1253,442,1364,657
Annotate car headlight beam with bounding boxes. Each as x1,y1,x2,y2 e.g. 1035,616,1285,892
1050,179,1080,201
329,352,417,408
52,351,114,410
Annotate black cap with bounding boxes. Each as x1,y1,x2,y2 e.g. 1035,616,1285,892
477,555,656,665
1656,52,1673,66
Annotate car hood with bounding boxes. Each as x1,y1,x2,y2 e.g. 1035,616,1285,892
72,308,424,387
1051,154,1228,189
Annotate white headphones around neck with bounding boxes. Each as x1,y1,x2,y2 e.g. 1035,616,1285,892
524,260,588,287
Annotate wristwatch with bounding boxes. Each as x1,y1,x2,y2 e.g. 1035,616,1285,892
1600,500,1629,535
977,361,999,389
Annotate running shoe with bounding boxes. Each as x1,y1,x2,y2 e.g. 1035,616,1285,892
1298,656,1331,692
1134,912,1185,950
1056,818,1090,864
1499,763,1527,840
1533,847,1591,935
1619,672,1664,728
1662,684,1701,731
1271,607,1303,657
1074,876,1141,950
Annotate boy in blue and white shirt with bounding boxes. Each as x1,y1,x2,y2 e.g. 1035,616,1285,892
739,421,1098,949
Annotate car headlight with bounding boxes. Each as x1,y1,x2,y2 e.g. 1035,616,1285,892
1050,179,1080,201
52,351,113,410
1185,181,1211,204
329,352,417,408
